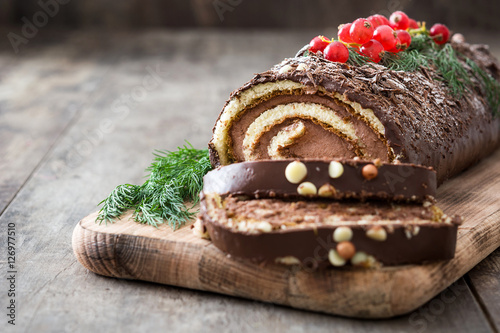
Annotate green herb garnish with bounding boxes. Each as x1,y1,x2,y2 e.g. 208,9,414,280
465,58,500,115
370,35,499,114
96,143,212,229
303,31,500,115
347,47,372,67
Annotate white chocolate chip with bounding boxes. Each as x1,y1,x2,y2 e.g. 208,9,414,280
253,209,276,218
413,226,420,236
285,161,307,184
451,33,466,43
404,229,412,239
328,161,344,178
351,251,368,265
328,249,346,266
256,221,273,233
297,182,317,195
237,221,248,232
365,255,378,268
366,226,387,241
279,64,294,74
275,256,301,265
296,63,307,71
192,219,210,239
304,215,319,223
333,226,353,242
423,201,432,208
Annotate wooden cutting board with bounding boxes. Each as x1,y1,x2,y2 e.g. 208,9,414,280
72,149,500,319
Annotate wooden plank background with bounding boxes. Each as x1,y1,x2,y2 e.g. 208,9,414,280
0,28,499,332
0,0,499,31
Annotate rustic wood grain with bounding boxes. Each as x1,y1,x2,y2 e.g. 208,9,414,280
0,29,498,332
73,148,500,319
0,34,110,214
467,249,500,330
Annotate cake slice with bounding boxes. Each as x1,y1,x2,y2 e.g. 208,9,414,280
199,193,460,269
197,160,461,268
203,159,436,202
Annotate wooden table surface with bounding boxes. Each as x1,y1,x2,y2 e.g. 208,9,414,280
0,29,499,333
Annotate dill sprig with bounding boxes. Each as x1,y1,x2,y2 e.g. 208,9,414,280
407,33,434,52
465,58,500,116
382,49,428,72
96,143,212,229
347,47,372,66
381,35,499,109
383,36,500,111
433,44,471,96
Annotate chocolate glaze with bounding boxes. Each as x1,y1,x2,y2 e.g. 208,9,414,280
203,159,436,202
199,193,460,267
209,39,500,184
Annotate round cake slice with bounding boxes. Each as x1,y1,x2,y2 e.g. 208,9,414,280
203,159,437,202
198,192,461,269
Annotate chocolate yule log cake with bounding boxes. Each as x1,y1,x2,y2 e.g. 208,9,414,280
208,39,500,183
197,159,461,268
193,14,500,269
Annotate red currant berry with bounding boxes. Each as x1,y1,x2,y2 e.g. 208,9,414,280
429,24,450,45
387,38,402,53
395,30,411,50
338,23,353,43
360,40,385,63
367,14,390,28
389,11,410,30
350,18,374,45
309,35,331,53
324,41,349,63
408,18,419,29
373,25,398,50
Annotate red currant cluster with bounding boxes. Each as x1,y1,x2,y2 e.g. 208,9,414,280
309,11,451,64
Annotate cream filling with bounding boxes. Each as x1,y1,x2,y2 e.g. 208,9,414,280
330,90,385,136
212,80,387,164
243,102,357,160
267,121,306,159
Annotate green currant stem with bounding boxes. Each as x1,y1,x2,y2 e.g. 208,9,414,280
408,22,429,37
338,41,361,48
